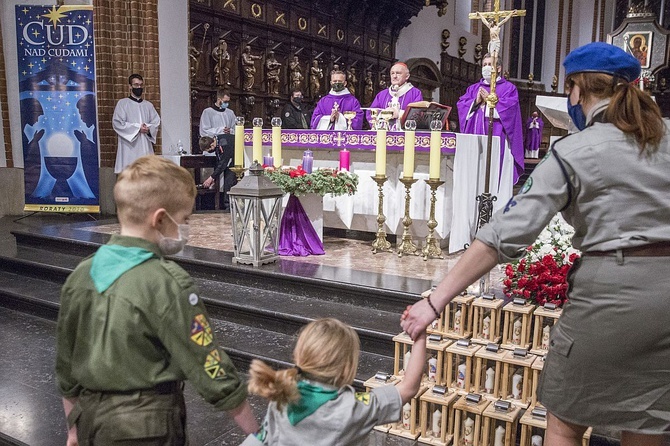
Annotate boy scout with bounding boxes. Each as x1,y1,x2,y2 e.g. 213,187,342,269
56,156,258,445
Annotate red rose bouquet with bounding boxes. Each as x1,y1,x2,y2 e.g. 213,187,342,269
502,216,580,307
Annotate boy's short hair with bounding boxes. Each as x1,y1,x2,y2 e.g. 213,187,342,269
128,73,143,85
199,136,216,152
114,156,196,225
216,89,230,99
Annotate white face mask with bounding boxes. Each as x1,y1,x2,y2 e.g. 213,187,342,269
482,65,493,82
157,213,190,255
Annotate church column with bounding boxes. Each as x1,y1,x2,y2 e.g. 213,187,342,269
0,19,12,167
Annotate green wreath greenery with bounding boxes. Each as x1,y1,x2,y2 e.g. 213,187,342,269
265,167,359,197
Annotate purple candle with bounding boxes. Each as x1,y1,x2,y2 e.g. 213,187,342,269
263,155,274,167
302,150,313,173
339,149,350,171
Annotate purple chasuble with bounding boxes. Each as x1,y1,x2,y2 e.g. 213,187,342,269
456,78,525,183
525,116,544,152
367,86,424,126
310,93,363,130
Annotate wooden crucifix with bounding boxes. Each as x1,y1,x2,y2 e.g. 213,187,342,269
469,1,525,228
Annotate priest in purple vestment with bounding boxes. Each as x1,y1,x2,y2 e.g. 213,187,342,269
524,111,544,158
368,62,424,130
456,55,524,184
310,70,363,130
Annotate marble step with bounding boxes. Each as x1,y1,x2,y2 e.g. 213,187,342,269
10,227,423,313
0,247,402,356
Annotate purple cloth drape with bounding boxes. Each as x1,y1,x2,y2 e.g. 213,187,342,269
279,194,325,256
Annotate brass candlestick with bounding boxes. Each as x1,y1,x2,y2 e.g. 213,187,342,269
397,177,420,257
230,165,247,182
371,175,392,254
423,178,445,261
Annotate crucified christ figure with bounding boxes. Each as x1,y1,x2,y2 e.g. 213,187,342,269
475,10,517,57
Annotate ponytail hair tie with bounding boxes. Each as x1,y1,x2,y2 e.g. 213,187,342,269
294,366,303,375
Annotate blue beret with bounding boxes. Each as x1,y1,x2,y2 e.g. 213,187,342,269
563,42,641,82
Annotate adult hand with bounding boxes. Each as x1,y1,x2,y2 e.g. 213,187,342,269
203,176,214,189
477,87,488,104
400,299,437,340
73,130,86,143
33,129,45,143
223,127,231,134
140,123,149,134
330,110,339,123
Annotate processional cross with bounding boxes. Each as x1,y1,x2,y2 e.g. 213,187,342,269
469,1,525,228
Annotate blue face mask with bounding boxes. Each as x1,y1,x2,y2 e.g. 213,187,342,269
567,97,587,131
219,101,229,109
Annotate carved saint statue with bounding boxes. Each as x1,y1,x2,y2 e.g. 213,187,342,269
188,29,201,82
379,72,388,90
309,60,323,96
347,66,358,97
441,29,450,53
265,50,282,95
241,44,262,91
363,70,374,105
289,55,304,91
211,36,231,86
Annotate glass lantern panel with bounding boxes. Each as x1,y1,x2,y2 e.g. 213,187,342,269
260,197,280,255
233,197,253,255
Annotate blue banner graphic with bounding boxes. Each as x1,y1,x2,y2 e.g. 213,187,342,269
16,5,99,213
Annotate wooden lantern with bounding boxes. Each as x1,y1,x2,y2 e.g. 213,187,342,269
481,400,522,446
393,332,451,385
389,385,429,440
445,294,475,339
519,407,593,446
473,343,507,401
530,305,562,356
471,295,504,345
453,394,490,446
364,372,399,433
500,349,537,408
422,288,448,334
445,340,481,394
418,385,459,445
530,355,545,408
500,299,535,350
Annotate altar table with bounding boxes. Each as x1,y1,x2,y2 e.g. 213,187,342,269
240,129,506,252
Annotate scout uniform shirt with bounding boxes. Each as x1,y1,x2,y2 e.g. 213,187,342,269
241,381,402,446
55,234,246,411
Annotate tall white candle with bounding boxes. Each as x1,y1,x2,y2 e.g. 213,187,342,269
512,372,523,399
428,356,437,381
252,125,263,165
482,315,491,338
234,124,245,166
403,130,415,178
375,129,387,176
453,309,462,332
512,318,522,345
494,425,506,446
542,324,551,350
271,125,281,166
429,129,441,179
457,363,467,388
485,367,495,394
432,408,442,437
402,402,411,429
463,417,475,445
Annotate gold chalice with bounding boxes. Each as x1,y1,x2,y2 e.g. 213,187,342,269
368,108,380,130
378,109,394,130
343,110,357,131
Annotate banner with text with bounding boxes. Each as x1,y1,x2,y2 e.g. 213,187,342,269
16,5,100,213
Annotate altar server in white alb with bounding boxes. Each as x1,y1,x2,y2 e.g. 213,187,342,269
199,89,236,138
113,74,161,173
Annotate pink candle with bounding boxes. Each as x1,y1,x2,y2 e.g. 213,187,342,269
339,149,350,171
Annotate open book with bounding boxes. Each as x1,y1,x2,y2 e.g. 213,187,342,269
401,101,452,130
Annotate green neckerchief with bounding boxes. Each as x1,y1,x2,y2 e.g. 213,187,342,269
287,380,339,426
90,245,155,293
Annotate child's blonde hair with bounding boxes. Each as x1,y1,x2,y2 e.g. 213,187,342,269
248,318,360,409
114,155,196,225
